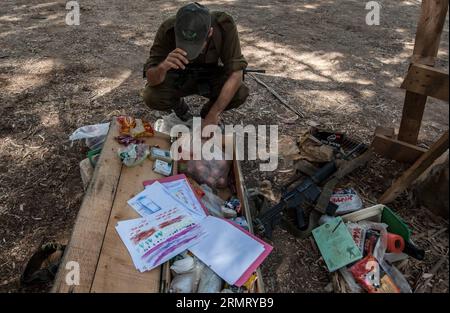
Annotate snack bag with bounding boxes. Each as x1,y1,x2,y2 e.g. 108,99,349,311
349,255,400,293
118,143,149,167
347,222,366,254
117,116,135,134
363,230,380,257
117,116,154,137
115,134,144,146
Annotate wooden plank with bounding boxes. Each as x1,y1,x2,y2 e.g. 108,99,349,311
90,131,171,292
411,0,449,66
232,137,265,293
379,130,449,204
374,126,395,138
397,91,428,145
401,63,449,102
52,121,123,293
159,159,179,293
398,0,448,144
371,133,427,163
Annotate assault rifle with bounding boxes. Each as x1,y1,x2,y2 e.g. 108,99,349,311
254,142,368,239
254,161,338,239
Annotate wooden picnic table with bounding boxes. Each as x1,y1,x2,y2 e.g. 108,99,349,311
52,119,174,292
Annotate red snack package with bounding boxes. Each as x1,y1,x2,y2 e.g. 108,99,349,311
117,116,154,137
349,255,400,293
117,116,135,134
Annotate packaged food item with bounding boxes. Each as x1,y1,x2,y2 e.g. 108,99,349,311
199,184,225,218
339,267,363,293
130,119,146,137
231,216,249,231
224,197,241,214
116,116,134,134
330,188,363,215
69,122,110,150
380,260,412,293
153,159,172,176
349,255,379,292
150,147,172,163
358,221,388,263
377,274,401,293
188,178,205,199
199,185,241,219
170,256,195,275
197,266,223,293
117,116,154,137
242,273,258,291
346,222,366,254
363,229,380,257
220,205,237,218
170,273,196,293
118,143,149,167
115,134,144,146
349,255,400,293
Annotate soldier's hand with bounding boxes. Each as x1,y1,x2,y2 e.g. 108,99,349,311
162,48,189,70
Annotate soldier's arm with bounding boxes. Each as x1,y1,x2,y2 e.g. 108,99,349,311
144,19,188,86
204,70,243,124
203,13,247,126
147,48,188,86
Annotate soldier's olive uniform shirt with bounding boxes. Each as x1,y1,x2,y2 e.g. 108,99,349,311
143,11,248,76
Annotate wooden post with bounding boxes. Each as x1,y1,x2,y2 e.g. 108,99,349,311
411,0,449,66
379,131,449,204
397,0,449,144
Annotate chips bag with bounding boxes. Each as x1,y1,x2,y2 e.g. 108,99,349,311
349,255,400,293
117,116,154,137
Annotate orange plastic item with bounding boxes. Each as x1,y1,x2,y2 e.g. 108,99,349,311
386,233,405,253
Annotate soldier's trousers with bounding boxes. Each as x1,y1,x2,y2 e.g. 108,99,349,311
143,70,249,118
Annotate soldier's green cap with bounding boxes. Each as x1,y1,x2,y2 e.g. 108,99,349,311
175,2,211,61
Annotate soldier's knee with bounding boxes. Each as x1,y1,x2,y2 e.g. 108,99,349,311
142,85,160,109
142,85,173,111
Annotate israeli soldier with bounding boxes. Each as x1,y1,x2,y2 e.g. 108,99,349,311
143,2,249,127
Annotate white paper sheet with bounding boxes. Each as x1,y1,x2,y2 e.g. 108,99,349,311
117,182,206,272
189,216,266,285
128,178,207,221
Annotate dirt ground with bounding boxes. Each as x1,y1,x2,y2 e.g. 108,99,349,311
0,0,448,293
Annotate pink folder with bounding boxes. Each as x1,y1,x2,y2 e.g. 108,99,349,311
223,218,273,287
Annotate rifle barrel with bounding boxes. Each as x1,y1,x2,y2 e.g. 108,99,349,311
244,68,266,74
